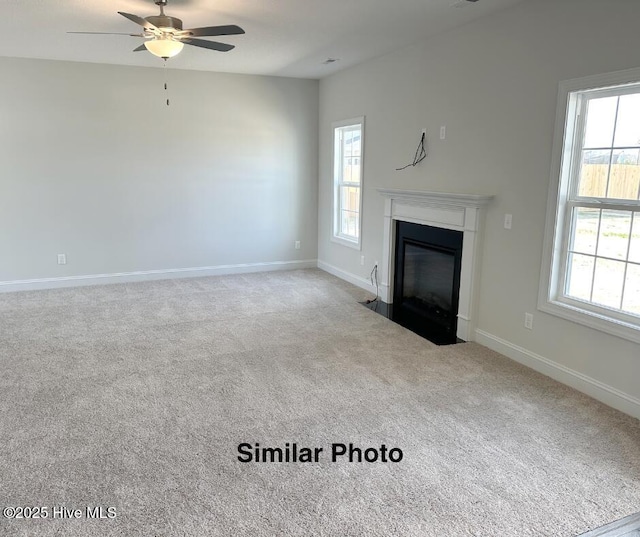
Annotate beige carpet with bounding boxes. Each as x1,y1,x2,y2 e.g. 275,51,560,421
0,269,639,536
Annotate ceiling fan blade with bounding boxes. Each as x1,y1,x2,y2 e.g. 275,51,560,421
68,31,144,36
180,38,234,52
117,12,158,32
133,44,147,52
178,24,245,37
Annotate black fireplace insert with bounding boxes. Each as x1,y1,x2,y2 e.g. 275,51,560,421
393,221,463,345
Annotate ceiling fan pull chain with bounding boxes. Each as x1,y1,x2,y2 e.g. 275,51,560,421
164,58,170,106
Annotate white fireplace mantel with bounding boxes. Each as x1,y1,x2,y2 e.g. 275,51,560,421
378,188,494,342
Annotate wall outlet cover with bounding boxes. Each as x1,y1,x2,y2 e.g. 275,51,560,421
524,313,534,330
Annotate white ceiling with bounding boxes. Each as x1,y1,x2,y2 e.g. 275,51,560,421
4,0,525,79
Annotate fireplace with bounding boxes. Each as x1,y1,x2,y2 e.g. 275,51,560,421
393,221,463,345
377,189,494,343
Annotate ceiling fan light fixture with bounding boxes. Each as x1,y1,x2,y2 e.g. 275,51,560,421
144,38,184,58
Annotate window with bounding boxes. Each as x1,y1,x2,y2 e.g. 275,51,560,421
540,69,640,343
332,117,364,249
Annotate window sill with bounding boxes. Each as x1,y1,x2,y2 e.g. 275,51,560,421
538,298,640,345
331,235,361,251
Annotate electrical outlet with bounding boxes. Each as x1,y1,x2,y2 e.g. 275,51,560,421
57,253,67,265
524,313,534,330
504,213,513,230
440,125,446,140
360,255,365,266
295,241,301,250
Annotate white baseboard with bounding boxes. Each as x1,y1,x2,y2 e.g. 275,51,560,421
475,329,640,420
0,259,318,293
317,260,378,295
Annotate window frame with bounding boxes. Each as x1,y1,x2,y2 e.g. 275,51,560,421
331,117,365,250
539,67,640,344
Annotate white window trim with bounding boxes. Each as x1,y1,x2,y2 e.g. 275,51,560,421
331,116,365,250
539,66,640,345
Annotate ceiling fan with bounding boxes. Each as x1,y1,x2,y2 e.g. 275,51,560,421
70,0,245,59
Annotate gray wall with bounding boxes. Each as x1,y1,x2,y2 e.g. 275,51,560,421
318,0,640,407
0,57,318,281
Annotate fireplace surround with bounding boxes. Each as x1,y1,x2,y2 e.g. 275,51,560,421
378,189,493,342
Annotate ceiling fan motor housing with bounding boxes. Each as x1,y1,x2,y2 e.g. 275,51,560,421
146,15,183,31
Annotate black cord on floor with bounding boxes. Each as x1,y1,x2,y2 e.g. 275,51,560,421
365,264,379,304
396,132,427,171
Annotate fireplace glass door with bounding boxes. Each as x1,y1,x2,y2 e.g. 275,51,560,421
403,242,456,329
